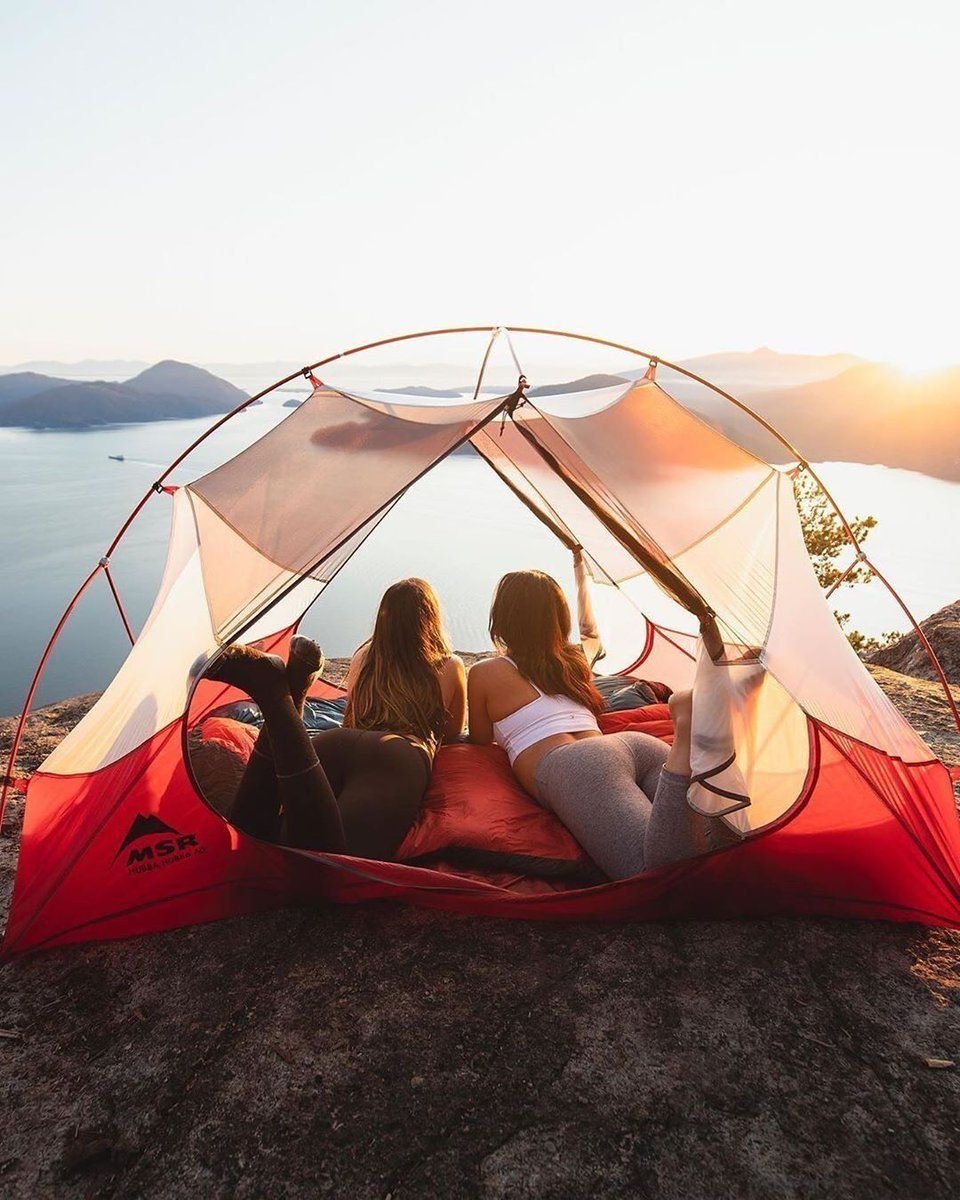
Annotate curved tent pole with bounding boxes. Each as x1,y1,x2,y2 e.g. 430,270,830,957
0,565,104,823
507,326,959,731
105,325,502,559
507,326,863,539
0,327,503,824
3,324,955,827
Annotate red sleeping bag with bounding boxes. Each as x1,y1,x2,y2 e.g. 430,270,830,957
195,705,674,884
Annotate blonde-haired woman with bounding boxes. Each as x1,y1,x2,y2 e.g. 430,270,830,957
207,579,464,859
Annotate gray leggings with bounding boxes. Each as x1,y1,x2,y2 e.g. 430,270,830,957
534,732,737,880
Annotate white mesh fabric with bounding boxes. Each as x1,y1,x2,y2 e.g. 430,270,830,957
44,490,216,774
529,379,775,564
472,421,644,583
191,385,501,581
760,473,930,760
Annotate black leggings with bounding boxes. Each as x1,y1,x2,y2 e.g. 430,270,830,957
226,715,429,860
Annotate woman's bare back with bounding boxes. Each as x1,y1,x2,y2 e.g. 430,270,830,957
467,656,600,795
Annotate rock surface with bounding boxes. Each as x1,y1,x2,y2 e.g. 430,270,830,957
869,601,960,686
1,666,958,1198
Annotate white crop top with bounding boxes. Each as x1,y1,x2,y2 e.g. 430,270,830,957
491,657,600,765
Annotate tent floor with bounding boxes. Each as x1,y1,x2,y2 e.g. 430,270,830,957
1,667,958,1198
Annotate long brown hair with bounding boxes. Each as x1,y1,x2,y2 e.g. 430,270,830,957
344,578,450,743
489,571,604,717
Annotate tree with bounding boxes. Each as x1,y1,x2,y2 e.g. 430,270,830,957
793,470,897,654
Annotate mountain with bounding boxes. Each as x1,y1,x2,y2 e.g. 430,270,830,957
686,363,960,480
528,373,628,397
125,360,247,407
0,372,66,408
0,360,247,429
0,359,150,379
673,347,864,392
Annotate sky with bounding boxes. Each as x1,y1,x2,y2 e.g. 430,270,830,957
2,0,958,369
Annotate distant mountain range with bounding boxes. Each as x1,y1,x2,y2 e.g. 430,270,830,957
672,347,864,392
673,362,960,481
1,348,957,480
529,351,959,482
0,361,247,429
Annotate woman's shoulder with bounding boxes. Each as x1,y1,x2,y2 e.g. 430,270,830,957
468,655,517,680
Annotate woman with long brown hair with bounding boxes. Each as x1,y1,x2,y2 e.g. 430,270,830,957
468,570,734,879
207,578,465,859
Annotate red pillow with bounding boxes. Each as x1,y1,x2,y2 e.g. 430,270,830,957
397,743,594,878
197,716,259,759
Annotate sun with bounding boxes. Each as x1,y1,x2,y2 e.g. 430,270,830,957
886,347,954,377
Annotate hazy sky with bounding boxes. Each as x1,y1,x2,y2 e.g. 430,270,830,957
2,1,958,367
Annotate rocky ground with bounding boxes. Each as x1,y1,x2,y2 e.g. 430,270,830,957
869,600,960,685
0,661,958,1198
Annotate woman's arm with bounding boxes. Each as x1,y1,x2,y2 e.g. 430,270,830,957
440,655,467,742
467,662,494,745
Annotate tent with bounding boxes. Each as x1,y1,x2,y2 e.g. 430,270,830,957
3,326,959,957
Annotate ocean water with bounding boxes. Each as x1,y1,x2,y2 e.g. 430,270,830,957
0,393,957,716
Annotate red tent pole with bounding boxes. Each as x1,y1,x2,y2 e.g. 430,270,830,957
102,563,135,645
0,564,104,827
505,326,960,731
0,329,500,832
5,321,953,836
862,558,960,731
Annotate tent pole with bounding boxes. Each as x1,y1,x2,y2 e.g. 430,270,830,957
0,564,104,828
0,328,501,834
6,321,953,831
220,389,525,651
471,329,501,400
860,558,960,731
102,563,135,645
505,326,959,729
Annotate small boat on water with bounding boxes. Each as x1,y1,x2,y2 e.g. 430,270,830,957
108,454,125,461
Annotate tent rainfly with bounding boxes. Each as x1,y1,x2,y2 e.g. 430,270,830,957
3,326,959,957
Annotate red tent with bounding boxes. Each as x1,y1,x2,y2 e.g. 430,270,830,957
4,327,959,956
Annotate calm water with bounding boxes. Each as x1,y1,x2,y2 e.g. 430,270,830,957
1,391,958,715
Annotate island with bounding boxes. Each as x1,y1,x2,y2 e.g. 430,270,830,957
0,360,247,429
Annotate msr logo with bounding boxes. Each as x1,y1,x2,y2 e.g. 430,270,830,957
116,813,205,874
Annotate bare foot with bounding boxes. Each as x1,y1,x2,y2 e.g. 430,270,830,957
665,689,693,776
205,644,289,707
667,689,692,734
